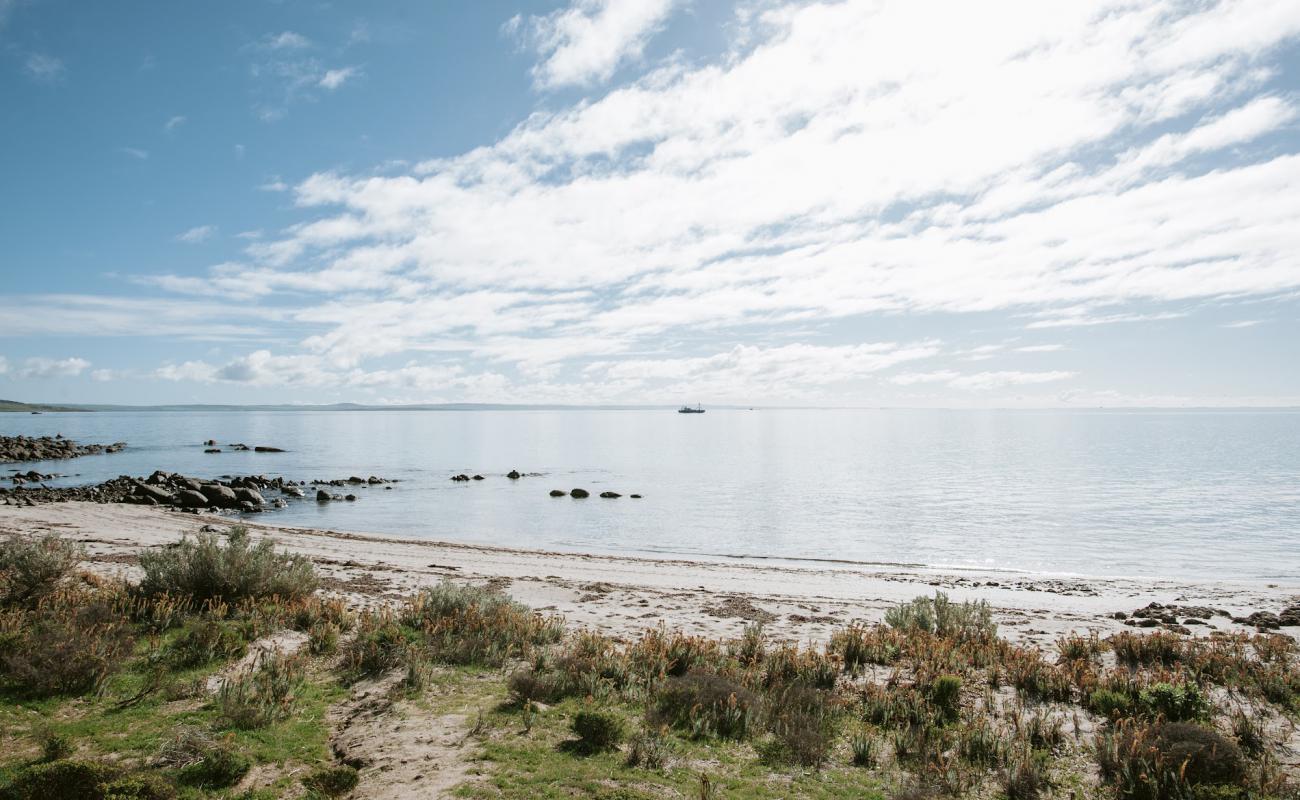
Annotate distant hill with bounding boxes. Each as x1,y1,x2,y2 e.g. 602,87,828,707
0,399,91,412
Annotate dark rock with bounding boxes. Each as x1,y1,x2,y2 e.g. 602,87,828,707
200,484,239,508
204,448,221,454
549,490,566,497
599,491,621,498
507,470,521,480
1112,611,1128,620
472,475,484,481
238,501,260,513
233,487,264,505
630,494,642,499
204,439,216,446
344,494,357,501
570,488,589,498
254,446,285,453
1232,611,1281,630
176,489,209,508
348,476,364,484
316,489,331,502
134,483,173,504
282,486,304,498
230,443,250,451
1184,618,1207,625
451,474,470,482
0,435,130,464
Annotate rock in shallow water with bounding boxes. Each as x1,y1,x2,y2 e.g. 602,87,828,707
570,488,589,498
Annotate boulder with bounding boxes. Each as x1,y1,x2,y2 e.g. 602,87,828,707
176,489,209,508
200,484,239,508
254,446,285,453
570,488,589,498
134,483,174,504
345,494,357,501
238,501,261,513
282,486,304,498
549,489,566,497
599,491,621,498
146,470,172,485
451,474,470,482
230,443,250,451
630,494,642,499
472,474,484,481
204,439,216,446
348,476,364,484
204,448,221,454
233,487,264,505
507,470,521,480
316,489,331,502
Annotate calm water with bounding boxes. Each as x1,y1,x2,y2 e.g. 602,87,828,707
3,409,1298,581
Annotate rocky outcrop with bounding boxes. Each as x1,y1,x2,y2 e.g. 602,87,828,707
0,435,126,463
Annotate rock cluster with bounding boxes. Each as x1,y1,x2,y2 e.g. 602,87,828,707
450,474,484,482
1,470,304,512
1116,601,1300,632
7,469,59,486
1231,606,1300,630
0,435,126,463
550,488,641,499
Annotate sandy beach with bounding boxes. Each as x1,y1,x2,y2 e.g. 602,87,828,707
3,501,1296,648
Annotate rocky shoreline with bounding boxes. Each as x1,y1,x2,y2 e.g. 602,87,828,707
0,434,125,463
0,469,396,513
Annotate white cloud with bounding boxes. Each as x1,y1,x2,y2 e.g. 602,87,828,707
265,31,311,50
1016,344,1065,353
175,225,217,244
164,115,186,132
259,177,289,192
891,370,1074,391
24,53,64,83
318,67,358,90
90,369,115,382
509,0,679,90
17,357,90,379
1221,319,1264,328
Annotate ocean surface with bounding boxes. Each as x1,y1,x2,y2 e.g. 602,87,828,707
3,409,1298,581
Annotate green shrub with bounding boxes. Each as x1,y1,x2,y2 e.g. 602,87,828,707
307,621,340,656
885,591,996,641
0,595,135,697
0,535,82,609
37,728,74,761
1002,749,1051,800
399,582,563,667
301,764,359,796
1138,682,1209,722
1098,722,1246,800
101,773,176,800
571,710,624,752
0,759,117,800
138,528,317,604
651,671,759,740
625,727,669,769
1089,688,1135,719
216,652,305,729
339,613,411,679
177,747,250,789
762,686,837,768
928,674,962,723
850,732,878,767
166,619,248,668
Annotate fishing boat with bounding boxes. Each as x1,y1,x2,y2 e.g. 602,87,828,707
677,404,705,414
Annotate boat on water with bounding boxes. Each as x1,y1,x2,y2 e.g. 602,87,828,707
677,404,705,414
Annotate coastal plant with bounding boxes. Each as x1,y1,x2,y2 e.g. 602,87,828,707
829,622,903,671
301,765,359,797
400,581,563,666
625,725,670,769
0,592,135,697
138,527,318,605
850,730,879,768
37,727,75,762
761,685,838,768
885,591,996,642
215,651,306,729
0,759,120,800
928,674,962,723
155,726,250,789
0,534,82,608
651,671,760,740
338,610,411,679
1137,681,1209,722
571,709,625,752
1001,748,1051,800
1097,721,1246,800
164,618,248,668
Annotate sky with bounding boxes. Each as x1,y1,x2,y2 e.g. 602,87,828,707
2,0,1300,408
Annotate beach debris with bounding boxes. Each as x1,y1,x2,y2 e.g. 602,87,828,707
703,595,776,623
0,435,126,463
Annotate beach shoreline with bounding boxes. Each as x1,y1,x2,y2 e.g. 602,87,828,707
2,501,1296,649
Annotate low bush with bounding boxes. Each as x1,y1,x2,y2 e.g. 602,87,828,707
0,535,82,608
301,764,359,797
1089,688,1135,719
0,759,118,800
37,728,74,761
1002,749,1051,800
625,726,670,769
100,773,177,800
0,594,135,697
138,528,318,605
1098,721,1246,800
338,612,412,679
1138,681,1209,722
571,709,625,752
761,685,838,768
400,582,563,667
216,651,306,729
652,671,759,740
885,591,996,641
157,726,250,789
829,623,901,671
928,674,962,723
165,619,248,668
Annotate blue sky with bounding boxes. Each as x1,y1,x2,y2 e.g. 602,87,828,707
2,0,1299,407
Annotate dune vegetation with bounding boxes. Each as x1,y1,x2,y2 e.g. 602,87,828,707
0,528,1296,799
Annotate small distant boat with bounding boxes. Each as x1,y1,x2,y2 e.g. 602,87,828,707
677,404,705,414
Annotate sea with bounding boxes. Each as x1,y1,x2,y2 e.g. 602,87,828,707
3,408,1298,582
